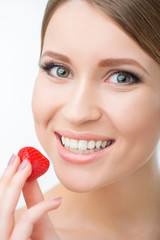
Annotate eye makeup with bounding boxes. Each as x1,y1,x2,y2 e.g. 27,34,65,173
39,59,144,86
105,69,143,85
39,60,72,79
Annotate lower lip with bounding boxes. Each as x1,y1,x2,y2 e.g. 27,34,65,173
55,134,114,164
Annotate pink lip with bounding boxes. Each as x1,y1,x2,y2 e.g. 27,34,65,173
55,133,115,164
56,130,113,141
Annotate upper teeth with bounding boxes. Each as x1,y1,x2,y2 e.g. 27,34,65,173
61,136,112,151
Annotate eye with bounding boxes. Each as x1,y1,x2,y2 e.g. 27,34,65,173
39,62,72,79
50,65,72,78
108,71,141,85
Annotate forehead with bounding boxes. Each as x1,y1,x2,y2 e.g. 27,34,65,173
43,0,159,75
44,0,135,53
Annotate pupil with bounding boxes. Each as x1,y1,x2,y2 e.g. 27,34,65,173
57,67,68,77
117,74,128,83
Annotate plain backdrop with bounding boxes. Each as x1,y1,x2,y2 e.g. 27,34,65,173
0,0,60,209
0,0,160,209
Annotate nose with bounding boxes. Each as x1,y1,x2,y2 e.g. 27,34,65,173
62,80,102,125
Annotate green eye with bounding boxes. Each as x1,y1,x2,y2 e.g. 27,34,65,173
117,73,131,83
56,67,70,78
49,66,71,78
40,62,73,79
109,72,137,84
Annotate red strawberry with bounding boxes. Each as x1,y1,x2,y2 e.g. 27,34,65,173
18,146,50,182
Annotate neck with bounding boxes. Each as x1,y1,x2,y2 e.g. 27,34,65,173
59,151,160,235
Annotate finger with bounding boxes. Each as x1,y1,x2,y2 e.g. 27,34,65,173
10,197,62,240
22,180,55,233
0,155,20,198
22,180,45,208
1,159,32,212
22,180,62,239
0,160,32,240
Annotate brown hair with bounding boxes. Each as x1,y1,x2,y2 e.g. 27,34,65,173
40,0,160,64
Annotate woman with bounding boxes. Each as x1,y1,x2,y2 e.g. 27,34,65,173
0,0,160,239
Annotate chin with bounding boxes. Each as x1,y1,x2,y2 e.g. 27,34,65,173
62,182,96,193
56,173,101,193
55,170,116,193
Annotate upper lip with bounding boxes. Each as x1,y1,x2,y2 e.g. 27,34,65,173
56,130,114,141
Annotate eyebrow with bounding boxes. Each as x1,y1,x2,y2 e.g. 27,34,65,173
99,58,148,74
41,50,148,74
42,50,71,64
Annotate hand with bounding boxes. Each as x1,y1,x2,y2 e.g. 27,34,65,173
0,154,62,240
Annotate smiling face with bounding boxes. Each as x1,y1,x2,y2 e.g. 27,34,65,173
32,0,160,192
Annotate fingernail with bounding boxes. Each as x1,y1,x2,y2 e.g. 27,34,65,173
51,197,62,202
18,159,29,171
7,154,16,167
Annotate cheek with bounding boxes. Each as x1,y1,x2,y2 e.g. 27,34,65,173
32,77,65,125
32,77,63,151
94,88,160,184
105,88,160,141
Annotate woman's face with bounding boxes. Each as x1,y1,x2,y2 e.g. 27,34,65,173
32,0,160,192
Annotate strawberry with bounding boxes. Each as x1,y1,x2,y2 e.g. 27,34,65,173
18,146,50,182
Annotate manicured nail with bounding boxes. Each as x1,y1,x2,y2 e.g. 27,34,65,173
18,159,29,171
7,154,16,167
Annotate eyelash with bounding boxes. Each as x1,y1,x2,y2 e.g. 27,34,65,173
106,70,142,84
39,61,142,84
39,61,72,79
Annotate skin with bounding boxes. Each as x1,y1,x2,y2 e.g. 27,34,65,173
0,156,61,240
34,0,160,193
31,0,160,238
2,0,160,239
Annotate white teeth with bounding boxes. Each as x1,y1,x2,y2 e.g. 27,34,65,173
61,136,112,152
101,141,107,148
61,136,65,145
96,140,102,148
78,140,88,150
65,137,70,147
88,140,96,149
69,149,95,153
70,139,78,149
